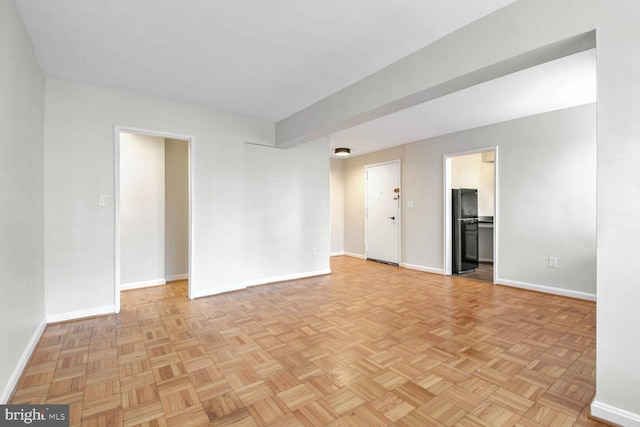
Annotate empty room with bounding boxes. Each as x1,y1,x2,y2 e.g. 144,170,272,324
2,0,639,426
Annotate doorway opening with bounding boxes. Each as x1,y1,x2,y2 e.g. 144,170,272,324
444,148,497,284
114,127,193,312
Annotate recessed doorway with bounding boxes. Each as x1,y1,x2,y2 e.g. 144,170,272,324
114,127,193,312
444,148,497,284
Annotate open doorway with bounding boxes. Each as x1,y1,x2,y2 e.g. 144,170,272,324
444,147,497,284
114,127,193,312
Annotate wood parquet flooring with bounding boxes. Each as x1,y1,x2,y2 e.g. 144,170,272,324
455,263,493,284
10,256,608,426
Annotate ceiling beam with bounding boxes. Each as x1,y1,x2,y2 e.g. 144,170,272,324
275,0,596,149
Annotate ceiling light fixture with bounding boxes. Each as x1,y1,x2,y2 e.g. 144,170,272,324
335,147,351,157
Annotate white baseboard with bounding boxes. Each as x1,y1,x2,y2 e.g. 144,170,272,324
245,269,332,288
1,317,47,403
479,258,494,263
401,263,444,275
497,278,596,301
192,282,246,299
192,269,332,299
120,278,166,291
165,274,188,282
591,399,640,426
46,305,116,324
330,252,345,257
343,252,365,260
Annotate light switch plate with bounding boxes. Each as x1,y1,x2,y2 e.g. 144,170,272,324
99,194,109,206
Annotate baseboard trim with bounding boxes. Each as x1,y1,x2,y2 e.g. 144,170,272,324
0,318,47,405
0,317,47,404
46,305,116,324
192,282,246,299
591,399,640,426
245,269,332,288
192,269,333,299
165,274,188,282
343,252,366,260
330,252,345,257
120,279,166,291
497,278,596,301
401,263,444,275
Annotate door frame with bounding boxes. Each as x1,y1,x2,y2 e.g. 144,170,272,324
443,147,498,282
365,159,401,265
114,125,195,313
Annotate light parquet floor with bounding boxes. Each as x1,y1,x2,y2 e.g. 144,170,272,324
10,256,607,426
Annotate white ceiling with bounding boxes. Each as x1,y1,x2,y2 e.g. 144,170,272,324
15,1,595,158
329,49,597,157
15,0,516,123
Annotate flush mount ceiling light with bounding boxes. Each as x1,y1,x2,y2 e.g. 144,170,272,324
335,147,351,157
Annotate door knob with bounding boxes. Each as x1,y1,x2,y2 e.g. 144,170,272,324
388,216,395,220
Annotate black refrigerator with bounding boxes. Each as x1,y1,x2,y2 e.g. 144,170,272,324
452,188,479,274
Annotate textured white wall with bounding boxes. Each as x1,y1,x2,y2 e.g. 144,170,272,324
0,0,46,402
244,139,330,284
593,0,640,421
165,139,189,279
120,132,165,286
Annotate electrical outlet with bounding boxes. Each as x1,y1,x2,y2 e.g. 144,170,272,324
99,194,109,206
548,257,558,268
407,200,414,209
312,248,317,256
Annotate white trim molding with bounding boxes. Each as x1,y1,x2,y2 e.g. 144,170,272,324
192,269,332,299
497,278,596,301
166,274,189,282
0,318,47,403
245,269,332,288
402,263,444,275
120,279,167,291
591,400,640,427
46,305,116,324
343,252,366,260
330,252,345,257
192,282,246,299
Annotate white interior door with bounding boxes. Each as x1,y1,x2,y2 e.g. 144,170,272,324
366,161,400,265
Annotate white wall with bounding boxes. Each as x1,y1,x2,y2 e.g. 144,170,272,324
165,138,189,280
0,0,46,402
330,158,345,254
451,152,494,217
410,105,596,296
343,105,596,298
120,132,166,286
244,139,331,285
43,79,277,316
593,0,640,422
44,79,329,315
